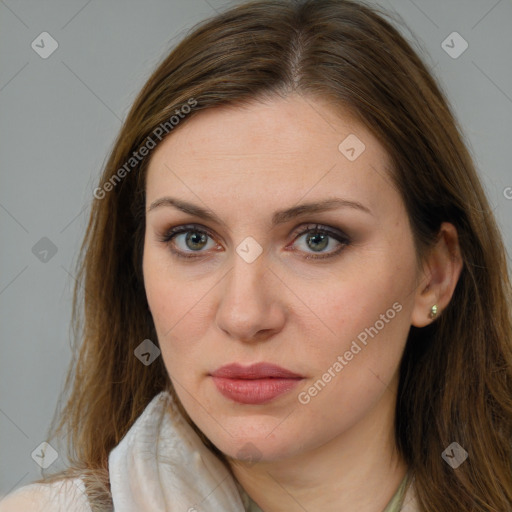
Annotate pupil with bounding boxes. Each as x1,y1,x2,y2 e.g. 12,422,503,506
186,231,207,250
307,233,328,252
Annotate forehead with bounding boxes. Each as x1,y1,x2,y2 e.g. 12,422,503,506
145,94,395,216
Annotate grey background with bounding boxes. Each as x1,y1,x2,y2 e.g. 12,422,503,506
1,0,511,497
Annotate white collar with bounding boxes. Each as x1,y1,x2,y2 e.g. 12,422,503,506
108,391,246,511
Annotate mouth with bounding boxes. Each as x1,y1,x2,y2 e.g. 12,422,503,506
209,362,304,405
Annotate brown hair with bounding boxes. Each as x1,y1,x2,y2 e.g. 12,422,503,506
42,0,512,510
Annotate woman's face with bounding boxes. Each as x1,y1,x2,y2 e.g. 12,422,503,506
143,94,421,463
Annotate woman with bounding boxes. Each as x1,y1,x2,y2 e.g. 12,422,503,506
1,0,511,510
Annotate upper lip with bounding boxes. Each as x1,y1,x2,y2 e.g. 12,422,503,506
210,362,303,379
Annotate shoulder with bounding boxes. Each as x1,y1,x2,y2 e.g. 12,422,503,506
0,478,92,512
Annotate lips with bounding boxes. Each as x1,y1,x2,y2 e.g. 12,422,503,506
211,362,303,379
210,363,304,405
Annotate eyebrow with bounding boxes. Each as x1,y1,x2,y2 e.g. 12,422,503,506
147,196,372,227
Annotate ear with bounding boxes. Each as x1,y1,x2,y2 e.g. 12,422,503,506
411,222,463,327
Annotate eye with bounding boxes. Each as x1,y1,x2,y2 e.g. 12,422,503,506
159,223,350,260
288,223,350,260
159,224,219,259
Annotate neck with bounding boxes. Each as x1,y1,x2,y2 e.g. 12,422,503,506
228,377,407,512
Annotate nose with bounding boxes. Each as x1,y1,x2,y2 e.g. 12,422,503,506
215,250,286,344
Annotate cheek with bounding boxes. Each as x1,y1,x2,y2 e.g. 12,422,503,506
289,295,412,447
142,245,213,374
298,259,413,353
293,249,416,399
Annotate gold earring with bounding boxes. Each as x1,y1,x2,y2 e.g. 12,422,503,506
429,304,438,319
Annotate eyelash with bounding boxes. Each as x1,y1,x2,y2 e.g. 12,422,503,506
158,223,351,261
160,224,351,260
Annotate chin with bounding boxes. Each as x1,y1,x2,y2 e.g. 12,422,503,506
202,421,308,464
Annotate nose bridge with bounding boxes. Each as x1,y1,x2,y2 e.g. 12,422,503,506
228,231,269,289
216,240,283,341
226,242,270,306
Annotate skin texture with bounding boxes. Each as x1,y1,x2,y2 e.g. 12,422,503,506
142,94,462,512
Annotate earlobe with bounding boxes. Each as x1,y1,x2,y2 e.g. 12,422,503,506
411,222,463,328
411,282,440,328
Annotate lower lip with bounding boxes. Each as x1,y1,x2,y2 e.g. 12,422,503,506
211,376,302,405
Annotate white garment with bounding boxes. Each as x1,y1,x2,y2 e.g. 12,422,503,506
0,391,419,511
